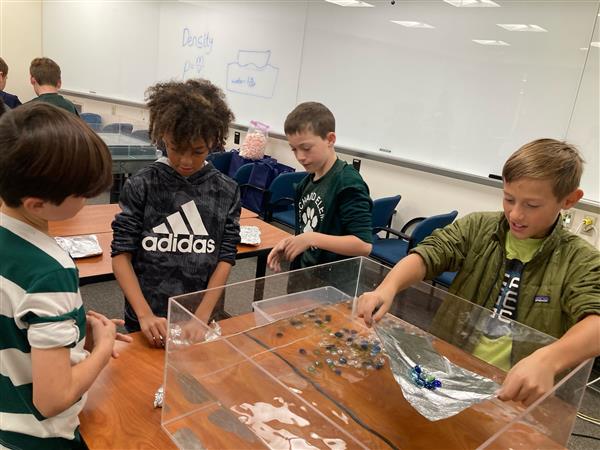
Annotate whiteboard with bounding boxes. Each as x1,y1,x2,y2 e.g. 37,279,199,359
298,1,599,201
42,0,599,201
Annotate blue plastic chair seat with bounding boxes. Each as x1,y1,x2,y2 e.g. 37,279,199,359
370,238,410,266
272,209,295,229
434,271,457,288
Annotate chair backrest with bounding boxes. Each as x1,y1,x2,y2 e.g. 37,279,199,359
372,195,401,230
269,171,308,205
80,112,102,124
131,129,150,141
233,163,254,185
411,210,458,248
102,123,134,134
207,151,233,175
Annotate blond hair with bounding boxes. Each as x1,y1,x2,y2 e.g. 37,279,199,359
502,138,583,200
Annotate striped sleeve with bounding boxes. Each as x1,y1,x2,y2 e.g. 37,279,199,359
14,269,86,349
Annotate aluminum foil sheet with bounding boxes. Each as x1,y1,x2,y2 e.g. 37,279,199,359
55,234,102,258
240,226,261,246
154,385,164,408
169,320,222,347
375,316,499,421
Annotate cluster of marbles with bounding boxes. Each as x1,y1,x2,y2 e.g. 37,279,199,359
279,308,387,376
410,365,442,390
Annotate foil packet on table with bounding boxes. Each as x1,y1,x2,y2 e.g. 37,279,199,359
55,234,102,258
375,316,499,421
240,225,261,246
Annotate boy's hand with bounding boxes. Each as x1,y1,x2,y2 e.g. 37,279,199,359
267,237,293,272
283,233,314,263
139,313,168,348
85,313,117,363
497,349,556,406
357,290,391,327
85,311,132,358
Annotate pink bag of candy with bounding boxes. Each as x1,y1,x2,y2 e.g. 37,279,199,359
240,120,269,160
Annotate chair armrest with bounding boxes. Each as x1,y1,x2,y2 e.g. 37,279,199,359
269,197,295,208
239,183,268,194
400,217,425,234
373,226,411,242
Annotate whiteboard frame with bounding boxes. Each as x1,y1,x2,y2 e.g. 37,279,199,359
63,89,599,214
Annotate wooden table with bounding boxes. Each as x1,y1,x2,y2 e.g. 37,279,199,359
79,315,253,450
79,308,568,450
49,204,257,237
49,205,285,284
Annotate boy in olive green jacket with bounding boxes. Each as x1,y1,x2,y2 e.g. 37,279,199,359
358,139,600,406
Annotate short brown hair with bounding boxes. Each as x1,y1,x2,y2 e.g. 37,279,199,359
145,79,234,151
0,57,8,76
502,138,584,200
30,57,61,87
0,103,112,207
284,102,335,139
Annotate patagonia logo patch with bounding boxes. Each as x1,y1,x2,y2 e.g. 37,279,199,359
534,295,550,303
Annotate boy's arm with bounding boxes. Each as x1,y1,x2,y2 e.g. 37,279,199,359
498,314,600,405
31,314,115,417
357,254,428,326
112,253,166,347
357,214,476,326
217,184,241,264
269,183,373,270
111,176,166,346
283,232,371,259
194,261,233,324
191,187,240,326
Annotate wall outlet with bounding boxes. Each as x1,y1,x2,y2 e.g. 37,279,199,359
562,210,574,229
234,131,241,145
353,158,361,172
581,216,596,233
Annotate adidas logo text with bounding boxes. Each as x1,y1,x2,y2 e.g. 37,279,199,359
142,235,215,253
142,200,216,254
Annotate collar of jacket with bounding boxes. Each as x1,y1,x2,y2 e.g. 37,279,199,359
154,159,215,183
491,213,565,264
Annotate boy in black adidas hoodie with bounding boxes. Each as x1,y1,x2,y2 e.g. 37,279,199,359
111,79,241,347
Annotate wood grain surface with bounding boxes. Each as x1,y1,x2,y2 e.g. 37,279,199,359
81,303,567,449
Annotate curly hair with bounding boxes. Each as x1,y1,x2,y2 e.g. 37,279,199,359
145,79,234,151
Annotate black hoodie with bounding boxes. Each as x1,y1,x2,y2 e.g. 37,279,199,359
111,158,241,326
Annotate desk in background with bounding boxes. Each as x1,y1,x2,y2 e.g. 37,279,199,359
49,204,285,284
98,132,158,176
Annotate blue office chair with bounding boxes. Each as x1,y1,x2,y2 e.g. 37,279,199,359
102,123,134,134
131,129,150,141
234,163,254,185
207,151,233,175
264,171,308,228
370,210,458,267
432,271,458,289
81,112,102,124
372,195,402,233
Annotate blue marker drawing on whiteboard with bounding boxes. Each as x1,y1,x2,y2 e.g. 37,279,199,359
226,50,279,98
183,55,206,79
181,27,214,80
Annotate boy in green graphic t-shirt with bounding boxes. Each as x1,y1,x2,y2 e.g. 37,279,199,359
267,102,373,271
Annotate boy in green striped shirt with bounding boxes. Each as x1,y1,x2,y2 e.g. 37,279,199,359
0,103,130,449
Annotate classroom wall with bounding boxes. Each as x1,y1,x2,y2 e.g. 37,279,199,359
2,0,593,248
0,0,42,103
64,93,600,250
